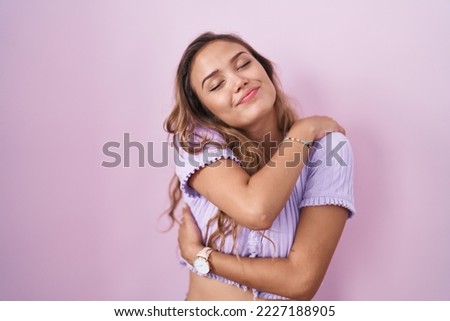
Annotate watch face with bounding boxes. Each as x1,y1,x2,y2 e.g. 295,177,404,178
193,258,209,275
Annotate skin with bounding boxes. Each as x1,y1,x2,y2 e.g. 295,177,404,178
180,39,347,300
190,40,278,140
179,204,347,300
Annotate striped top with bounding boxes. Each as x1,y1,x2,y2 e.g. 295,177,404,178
174,127,355,300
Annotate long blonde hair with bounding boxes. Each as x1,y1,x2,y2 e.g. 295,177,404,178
164,32,297,251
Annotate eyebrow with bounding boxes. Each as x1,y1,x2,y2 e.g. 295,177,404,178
201,51,247,89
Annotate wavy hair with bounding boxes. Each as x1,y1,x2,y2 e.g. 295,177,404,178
164,32,297,252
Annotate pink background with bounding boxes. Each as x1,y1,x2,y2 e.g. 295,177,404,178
1,0,449,300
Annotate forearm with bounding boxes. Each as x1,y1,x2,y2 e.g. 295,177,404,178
213,253,315,300
191,117,345,230
184,245,313,300
245,134,311,226
241,119,345,228
181,206,348,300
193,136,311,230
216,254,311,299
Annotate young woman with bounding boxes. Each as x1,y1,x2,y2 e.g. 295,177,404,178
164,32,355,300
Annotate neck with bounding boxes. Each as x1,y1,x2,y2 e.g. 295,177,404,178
242,111,283,161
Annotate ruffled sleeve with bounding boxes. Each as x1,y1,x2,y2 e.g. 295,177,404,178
174,127,241,198
299,132,356,217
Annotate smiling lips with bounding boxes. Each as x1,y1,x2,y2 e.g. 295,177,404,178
237,87,259,106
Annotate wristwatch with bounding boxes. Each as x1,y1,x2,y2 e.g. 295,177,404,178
193,247,213,275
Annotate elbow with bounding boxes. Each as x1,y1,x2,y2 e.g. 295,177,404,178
286,273,321,301
242,204,274,230
290,286,318,301
252,213,273,230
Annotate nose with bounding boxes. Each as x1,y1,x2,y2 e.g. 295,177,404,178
233,74,249,93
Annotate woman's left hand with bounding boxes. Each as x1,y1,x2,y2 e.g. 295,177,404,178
178,204,204,265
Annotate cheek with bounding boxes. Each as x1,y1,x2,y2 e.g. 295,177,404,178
265,78,277,102
203,94,231,116
263,73,275,91
269,83,276,101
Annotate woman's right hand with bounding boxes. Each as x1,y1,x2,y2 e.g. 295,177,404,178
288,116,346,142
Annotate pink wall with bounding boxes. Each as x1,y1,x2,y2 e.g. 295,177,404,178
1,0,449,300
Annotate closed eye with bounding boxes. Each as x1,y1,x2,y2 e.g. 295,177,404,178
237,60,251,70
209,80,224,92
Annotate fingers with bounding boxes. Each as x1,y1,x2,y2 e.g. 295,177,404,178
296,116,347,140
180,203,194,225
181,204,187,223
323,116,345,135
178,204,188,225
337,122,346,135
182,203,194,217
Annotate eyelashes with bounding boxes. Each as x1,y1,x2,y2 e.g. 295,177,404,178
237,60,251,70
209,81,224,92
208,60,252,92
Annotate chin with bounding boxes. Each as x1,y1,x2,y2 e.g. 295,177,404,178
237,110,274,131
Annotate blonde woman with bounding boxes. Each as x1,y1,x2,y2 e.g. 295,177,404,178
164,32,354,300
